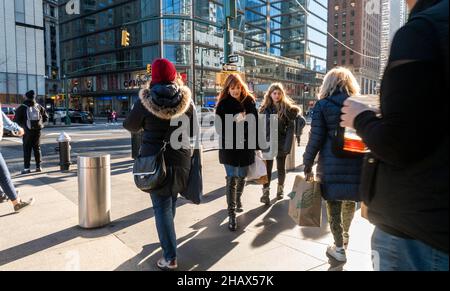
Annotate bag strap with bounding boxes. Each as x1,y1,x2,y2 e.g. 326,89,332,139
161,126,172,151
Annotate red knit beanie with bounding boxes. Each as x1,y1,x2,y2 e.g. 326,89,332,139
150,58,177,85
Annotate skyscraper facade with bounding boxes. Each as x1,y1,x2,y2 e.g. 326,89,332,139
327,0,381,94
58,0,327,115
0,0,46,105
380,0,407,79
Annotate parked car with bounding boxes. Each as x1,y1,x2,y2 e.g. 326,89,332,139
51,108,94,124
2,105,16,121
2,105,17,136
70,110,94,124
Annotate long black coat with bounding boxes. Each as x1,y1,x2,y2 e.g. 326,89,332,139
303,92,363,201
123,84,195,196
215,96,258,167
354,0,449,253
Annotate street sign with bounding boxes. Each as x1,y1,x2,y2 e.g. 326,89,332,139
228,55,239,63
222,64,237,71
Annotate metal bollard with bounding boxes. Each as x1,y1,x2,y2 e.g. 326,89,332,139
78,154,111,228
57,132,71,171
286,136,297,171
131,131,143,159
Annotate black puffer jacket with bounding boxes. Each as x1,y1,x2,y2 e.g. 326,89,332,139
354,0,449,253
215,96,258,167
123,83,195,196
303,92,363,201
262,105,301,157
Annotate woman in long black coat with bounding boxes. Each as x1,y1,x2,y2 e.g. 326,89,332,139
215,73,258,231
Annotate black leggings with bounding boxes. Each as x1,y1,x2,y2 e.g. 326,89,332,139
264,156,287,188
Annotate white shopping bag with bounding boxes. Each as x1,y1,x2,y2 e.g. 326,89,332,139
247,151,267,182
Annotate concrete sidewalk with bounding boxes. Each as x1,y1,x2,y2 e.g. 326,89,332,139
0,150,375,271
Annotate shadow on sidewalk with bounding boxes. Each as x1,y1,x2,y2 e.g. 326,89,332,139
0,182,229,268
251,199,297,248
115,203,269,271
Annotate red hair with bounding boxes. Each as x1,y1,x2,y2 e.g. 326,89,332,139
217,74,255,105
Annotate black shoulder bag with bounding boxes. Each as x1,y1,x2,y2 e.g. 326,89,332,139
133,130,171,191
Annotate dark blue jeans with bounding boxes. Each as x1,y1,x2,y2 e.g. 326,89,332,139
372,227,449,271
224,164,248,178
150,193,178,262
0,152,18,201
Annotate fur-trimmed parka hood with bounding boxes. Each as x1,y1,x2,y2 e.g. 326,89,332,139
139,84,192,120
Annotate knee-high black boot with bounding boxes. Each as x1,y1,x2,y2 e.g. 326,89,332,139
236,177,246,213
226,176,238,231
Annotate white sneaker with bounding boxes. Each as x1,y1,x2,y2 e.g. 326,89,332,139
326,245,347,262
157,258,178,271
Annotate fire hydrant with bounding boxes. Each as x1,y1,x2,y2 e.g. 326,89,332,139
57,132,72,171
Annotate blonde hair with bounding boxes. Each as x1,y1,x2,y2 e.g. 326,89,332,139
259,83,300,119
318,67,360,99
217,74,255,105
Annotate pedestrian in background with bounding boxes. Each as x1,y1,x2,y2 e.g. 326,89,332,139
303,67,364,263
215,74,258,231
14,90,48,174
111,110,118,124
341,0,448,271
124,58,195,271
258,83,304,205
0,110,35,211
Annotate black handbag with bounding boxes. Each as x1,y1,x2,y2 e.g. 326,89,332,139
180,148,203,204
133,132,170,191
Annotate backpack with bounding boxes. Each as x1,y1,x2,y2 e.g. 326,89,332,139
25,104,43,130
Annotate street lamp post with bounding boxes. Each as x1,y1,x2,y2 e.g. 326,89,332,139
199,48,209,107
63,74,71,125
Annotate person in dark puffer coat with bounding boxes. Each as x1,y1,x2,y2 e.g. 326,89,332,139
303,67,363,263
123,58,195,271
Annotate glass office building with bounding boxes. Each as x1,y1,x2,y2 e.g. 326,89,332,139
59,0,327,115
1,0,45,105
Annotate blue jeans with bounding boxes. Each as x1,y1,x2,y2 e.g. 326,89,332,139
372,227,449,271
150,193,177,261
0,152,18,201
224,164,248,178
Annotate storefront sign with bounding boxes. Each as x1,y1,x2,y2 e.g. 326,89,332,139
124,75,149,89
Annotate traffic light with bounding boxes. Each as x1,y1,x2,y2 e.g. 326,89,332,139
121,29,130,47
146,64,152,75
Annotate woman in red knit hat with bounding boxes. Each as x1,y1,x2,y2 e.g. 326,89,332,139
124,58,196,270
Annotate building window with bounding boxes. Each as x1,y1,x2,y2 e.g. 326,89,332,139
15,0,25,23
50,5,56,17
